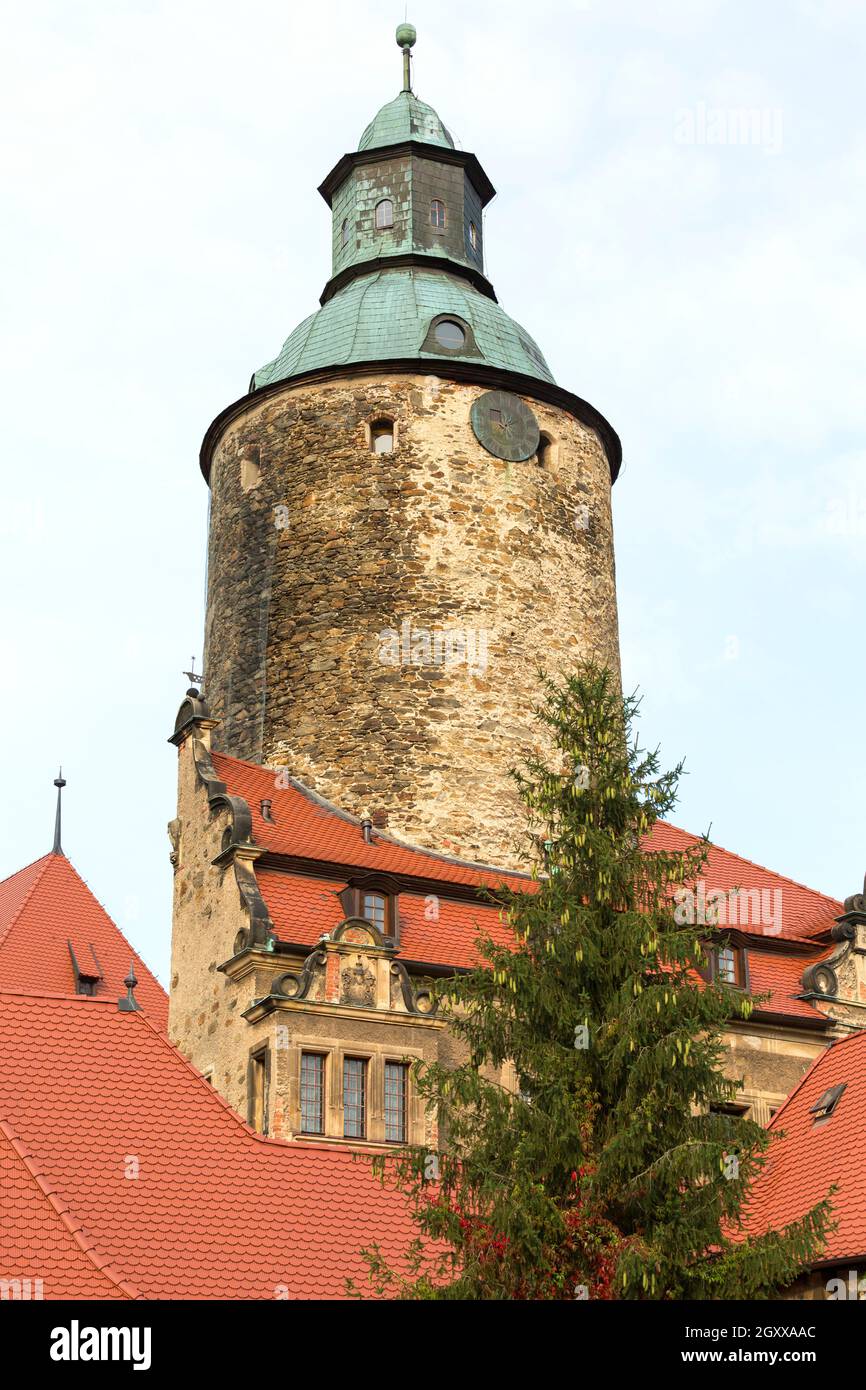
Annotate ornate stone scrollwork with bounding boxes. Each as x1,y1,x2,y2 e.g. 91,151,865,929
390,961,438,1016
270,949,327,1002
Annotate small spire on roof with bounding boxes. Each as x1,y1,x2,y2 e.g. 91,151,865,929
117,959,141,1013
396,21,416,93
52,768,66,856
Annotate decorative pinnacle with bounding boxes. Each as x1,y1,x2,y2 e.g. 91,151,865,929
52,768,66,856
396,21,416,92
118,959,141,1013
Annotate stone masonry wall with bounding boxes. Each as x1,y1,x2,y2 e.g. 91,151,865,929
202,372,620,868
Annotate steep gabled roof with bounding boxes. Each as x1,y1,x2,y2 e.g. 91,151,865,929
740,1029,866,1263
0,854,167,1027
646,822,842,942
0,990,423,1299
211,751,530,890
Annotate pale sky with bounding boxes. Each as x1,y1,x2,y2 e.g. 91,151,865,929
1,0,864,983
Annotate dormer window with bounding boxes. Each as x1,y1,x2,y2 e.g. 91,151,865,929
810,1083,846,1124
433,319,466,350
341,218,350,248
338,875,401,940
430,199,446,229
469,221,478,250
362,892,387,931
375,199,394,230
703,943,744,988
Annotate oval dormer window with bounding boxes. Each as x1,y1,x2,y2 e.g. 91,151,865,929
341,218,350,248
433,319,466,350
375,198,394,230
469,221,479,250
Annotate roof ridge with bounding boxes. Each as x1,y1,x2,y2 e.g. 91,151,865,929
663,820,843,912
0,1115,141,1299
0,854,54,951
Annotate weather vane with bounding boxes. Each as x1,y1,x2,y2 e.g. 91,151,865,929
183,656,203,686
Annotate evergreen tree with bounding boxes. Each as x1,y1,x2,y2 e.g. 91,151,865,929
356,666,833,1300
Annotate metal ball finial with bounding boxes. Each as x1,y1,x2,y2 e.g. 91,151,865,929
396,22,416,48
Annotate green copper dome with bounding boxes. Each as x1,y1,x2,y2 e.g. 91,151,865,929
253,267,553,389
358,91,454,152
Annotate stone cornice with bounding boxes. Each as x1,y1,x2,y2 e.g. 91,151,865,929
200,359,622,484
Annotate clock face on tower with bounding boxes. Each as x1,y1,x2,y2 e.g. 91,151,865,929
470,390,540,462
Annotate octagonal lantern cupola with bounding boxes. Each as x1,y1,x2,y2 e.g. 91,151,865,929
318,25,495,297
252,25,556,394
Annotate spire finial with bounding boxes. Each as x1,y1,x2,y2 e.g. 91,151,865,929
52,768,66,856
396,21,416,92
118,959,141,1012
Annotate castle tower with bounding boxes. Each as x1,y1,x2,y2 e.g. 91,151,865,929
200,26,621,868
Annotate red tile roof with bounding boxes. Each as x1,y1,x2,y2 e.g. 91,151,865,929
740,1029,866,1263
0,1121,135,1300
213,753,841,945
646,823,842,942
206,754,838,1009
746,949,832,1023
0,854,167,1028
211,752,529,890
258,869,513,969
0,991,423,1299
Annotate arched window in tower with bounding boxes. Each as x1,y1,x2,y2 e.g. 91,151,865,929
536,432,554,467
375,198,394,230
430,198,446,229
341,217,350,248
370,419,394,454
469,221,478,251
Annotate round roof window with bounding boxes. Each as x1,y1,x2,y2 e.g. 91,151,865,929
433,319,466,350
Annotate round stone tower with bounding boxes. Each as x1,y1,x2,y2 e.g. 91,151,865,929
200,27,622,869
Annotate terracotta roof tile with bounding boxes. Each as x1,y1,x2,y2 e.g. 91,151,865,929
740,1029,866,1262
0,855,167,1028
0,991,422,1299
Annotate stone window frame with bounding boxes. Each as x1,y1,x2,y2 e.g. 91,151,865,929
289,1035,424,1146
536,431,559,470
247,1041,271,1135
363,415,400,453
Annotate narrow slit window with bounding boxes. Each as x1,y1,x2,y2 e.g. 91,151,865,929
249,1048,268,1134
300,1052,325,1135
384,1062,409,1143
343,1057,367,1138
341,218,350,248
430,199,446,229
537,432,553,467
469,221,478,250
370,419,394,454
375,199,394,230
